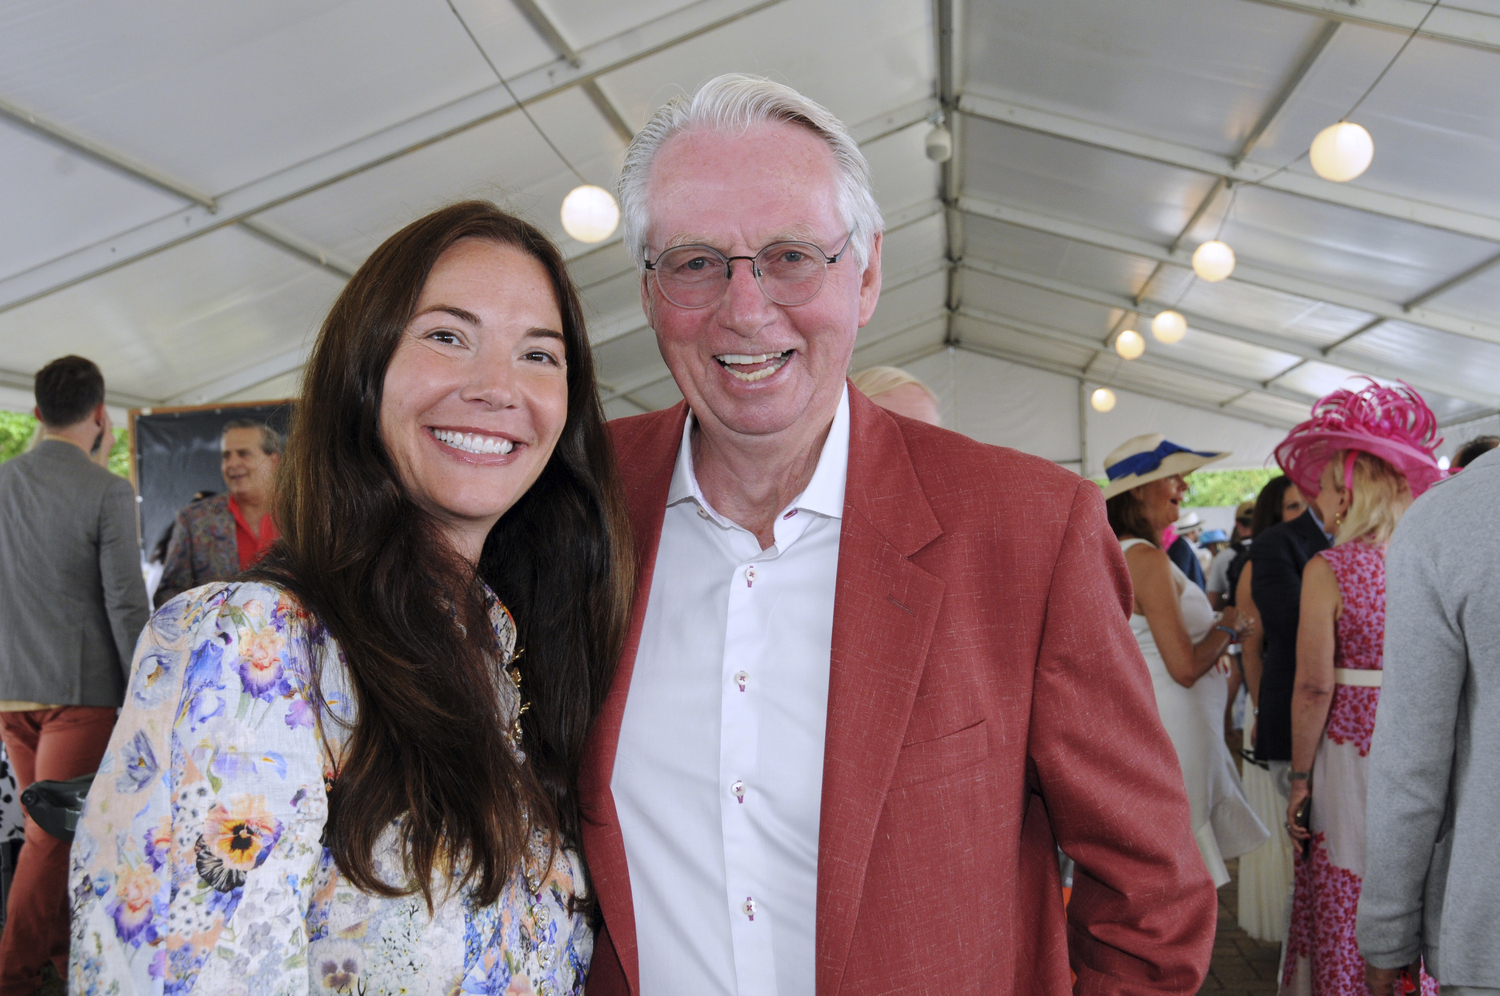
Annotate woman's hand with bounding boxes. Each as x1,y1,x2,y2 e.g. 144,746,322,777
1364,960,1422,995
1286,780,1312,843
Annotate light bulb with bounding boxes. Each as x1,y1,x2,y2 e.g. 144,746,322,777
1115,328,1145,359
925,124,953,163
1090,387,1117,412
1192,240,1235,282
560,184,619,243
1309,122,1373,183
1151,309,1187,344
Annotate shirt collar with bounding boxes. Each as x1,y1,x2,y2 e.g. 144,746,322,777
1306,504,1335,542
667,385,850,526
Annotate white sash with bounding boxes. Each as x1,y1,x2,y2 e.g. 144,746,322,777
1333,668,1382,687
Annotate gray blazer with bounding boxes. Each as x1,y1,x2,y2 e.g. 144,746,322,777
0,439,150,706
1357,447,1500,984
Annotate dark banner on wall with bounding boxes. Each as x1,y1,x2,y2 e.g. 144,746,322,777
131,401,294,559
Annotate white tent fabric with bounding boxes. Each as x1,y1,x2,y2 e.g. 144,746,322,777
3,0,1497,473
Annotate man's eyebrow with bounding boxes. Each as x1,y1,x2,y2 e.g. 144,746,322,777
661,227,821,251
412,304,481,325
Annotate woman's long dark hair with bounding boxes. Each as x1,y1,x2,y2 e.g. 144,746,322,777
1250,474,1296,538
249,201,633,909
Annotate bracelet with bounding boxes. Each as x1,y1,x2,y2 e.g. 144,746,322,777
1289,770,1311,781
1215,625,1238,642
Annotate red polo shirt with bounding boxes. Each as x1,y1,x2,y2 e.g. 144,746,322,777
227,496,280,569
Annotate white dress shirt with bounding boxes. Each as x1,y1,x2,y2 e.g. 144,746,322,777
611,387,850,996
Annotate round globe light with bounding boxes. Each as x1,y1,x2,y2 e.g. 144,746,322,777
924,124,953,163
1090,387,1117,413
1192,240,1236,283
1115,328,1145,360
1151,309,1187,344
1438,455,1451,471
1309,121,1373,183
561,184,619,243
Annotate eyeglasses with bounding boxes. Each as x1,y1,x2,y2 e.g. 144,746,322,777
644,234,854,309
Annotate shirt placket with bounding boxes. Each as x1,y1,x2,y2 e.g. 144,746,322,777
716,506,815,994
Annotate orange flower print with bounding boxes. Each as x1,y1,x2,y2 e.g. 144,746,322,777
236,626,286,700
195,795,283,892
107,864,161,945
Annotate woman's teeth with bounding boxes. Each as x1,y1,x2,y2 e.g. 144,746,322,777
431,429,515,455
716,351,791,383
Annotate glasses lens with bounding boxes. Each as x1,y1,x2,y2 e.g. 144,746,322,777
757,242,826,306
655,246,726,308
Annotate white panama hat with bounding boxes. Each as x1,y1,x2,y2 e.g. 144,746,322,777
1100,433,1229,500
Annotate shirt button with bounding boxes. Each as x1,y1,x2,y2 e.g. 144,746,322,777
731,779,745,804
745,565,757,587
734,670,748,692
742,896,757,920
697,506,711,520
783,508,798,519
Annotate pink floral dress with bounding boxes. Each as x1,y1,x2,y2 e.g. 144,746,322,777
1281,541,1436,995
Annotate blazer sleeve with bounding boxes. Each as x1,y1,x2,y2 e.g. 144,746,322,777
1028,479,1216,995
155,510,195,609
1356,519,1463,968
99,473,151,682
1250,526,1300,642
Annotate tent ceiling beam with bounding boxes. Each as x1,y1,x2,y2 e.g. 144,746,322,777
0,0,788,316
948,339,1297,429
1128,18,1338,322
1235,0,1500,55
509,0,637,143
961,257,1496,409
957,304,1319,408
960,195,1500,347
0,94,358,281
935,0,962,346
958,93,1500,245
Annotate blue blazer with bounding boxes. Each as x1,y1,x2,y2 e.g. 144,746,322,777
1249,508,1331,762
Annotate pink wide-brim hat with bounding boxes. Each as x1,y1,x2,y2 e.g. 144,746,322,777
1274,379,1445,499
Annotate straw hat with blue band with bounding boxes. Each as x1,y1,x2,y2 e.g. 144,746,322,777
1100,433,1229,500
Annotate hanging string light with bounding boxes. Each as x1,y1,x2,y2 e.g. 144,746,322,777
1090,387,1117,412
1306,0,1440,183
1152,310,1187,343
1191,240,1236,282
1115,326,1145,359
446,0,620,243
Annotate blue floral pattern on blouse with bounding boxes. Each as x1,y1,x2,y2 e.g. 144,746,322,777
70,581,591,996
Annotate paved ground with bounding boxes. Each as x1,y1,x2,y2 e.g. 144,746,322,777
1200,858,1283,995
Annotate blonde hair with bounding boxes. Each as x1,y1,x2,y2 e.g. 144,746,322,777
849,366,935,402
1333,450,1412,546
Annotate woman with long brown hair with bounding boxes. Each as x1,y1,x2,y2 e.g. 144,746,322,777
70,202,632,995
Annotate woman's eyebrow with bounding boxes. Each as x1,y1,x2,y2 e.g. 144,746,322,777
524,327,565,342
413,304,481,325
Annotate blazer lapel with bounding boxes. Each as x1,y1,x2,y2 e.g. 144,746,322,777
817,390,945,996
580,403,688,995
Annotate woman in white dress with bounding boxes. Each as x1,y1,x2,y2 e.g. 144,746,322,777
1101,434,1269,886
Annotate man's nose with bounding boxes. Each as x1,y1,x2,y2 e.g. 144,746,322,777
717,259,775,336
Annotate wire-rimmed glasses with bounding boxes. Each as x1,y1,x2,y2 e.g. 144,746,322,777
643,234,853,309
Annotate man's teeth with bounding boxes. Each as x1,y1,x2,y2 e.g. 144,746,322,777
431,429,515,455
716,351,791,383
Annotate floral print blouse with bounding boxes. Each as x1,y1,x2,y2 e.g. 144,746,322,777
70,581,592,996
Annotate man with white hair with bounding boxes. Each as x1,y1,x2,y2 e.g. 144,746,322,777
579,75,1216,995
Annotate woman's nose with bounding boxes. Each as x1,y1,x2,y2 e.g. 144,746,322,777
460,352,518,406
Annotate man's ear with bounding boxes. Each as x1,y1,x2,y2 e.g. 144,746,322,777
93,402,107,426
857,230,883,327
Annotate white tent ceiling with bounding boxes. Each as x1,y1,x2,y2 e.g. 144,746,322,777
3,0,1498,475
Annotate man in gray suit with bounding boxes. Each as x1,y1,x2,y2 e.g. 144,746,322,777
0,355,149,995
1359,446,1500,996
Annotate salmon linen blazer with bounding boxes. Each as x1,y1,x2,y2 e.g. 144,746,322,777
580,387,1217,995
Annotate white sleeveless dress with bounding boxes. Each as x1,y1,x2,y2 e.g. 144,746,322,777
1121,538,1269,887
